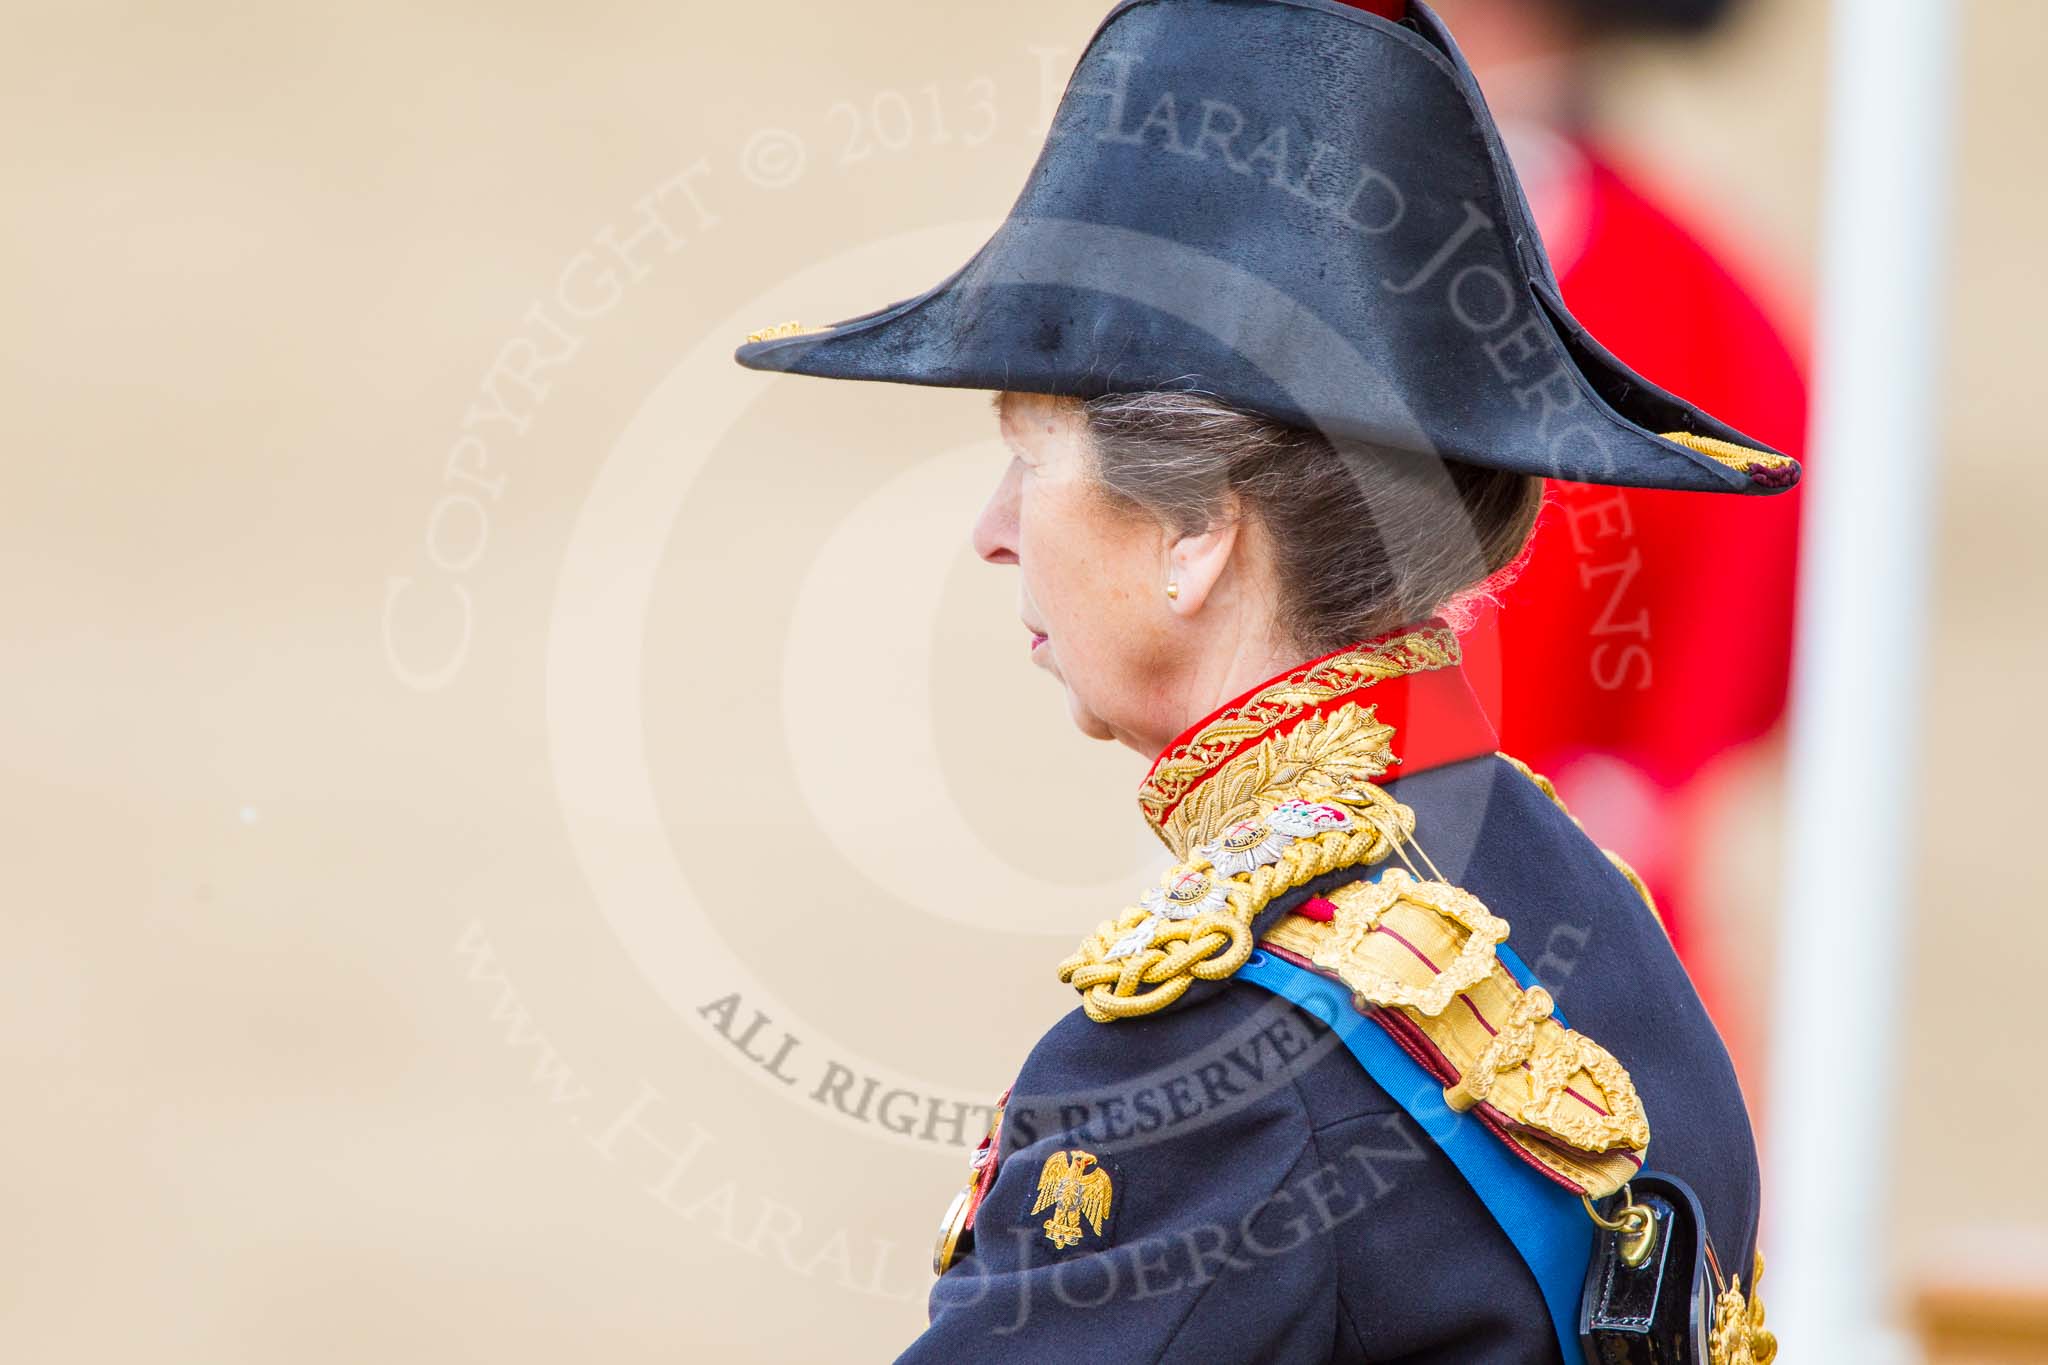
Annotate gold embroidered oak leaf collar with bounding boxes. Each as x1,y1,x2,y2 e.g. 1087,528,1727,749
1056,625,1499,1024
1137,625,1488,859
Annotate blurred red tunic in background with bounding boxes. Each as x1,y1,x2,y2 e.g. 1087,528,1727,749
1487,142,1808,963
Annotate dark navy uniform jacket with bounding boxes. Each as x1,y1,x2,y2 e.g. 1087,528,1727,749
901,632,1760,1363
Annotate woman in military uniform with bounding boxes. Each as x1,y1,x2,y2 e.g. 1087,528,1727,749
736,2,1789,1360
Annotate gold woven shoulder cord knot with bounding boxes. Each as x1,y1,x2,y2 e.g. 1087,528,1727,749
1059,785,1416,1022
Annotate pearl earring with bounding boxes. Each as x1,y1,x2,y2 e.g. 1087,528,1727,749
1166,581,1180,600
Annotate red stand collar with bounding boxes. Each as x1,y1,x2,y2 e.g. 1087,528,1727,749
1137,624,1498,843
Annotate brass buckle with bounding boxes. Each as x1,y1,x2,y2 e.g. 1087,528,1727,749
1582,1184,1657,1269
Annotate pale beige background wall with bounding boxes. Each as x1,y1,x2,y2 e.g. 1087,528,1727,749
1,2,2039,1360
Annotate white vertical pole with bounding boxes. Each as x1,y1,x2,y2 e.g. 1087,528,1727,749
1764,0,1955,1356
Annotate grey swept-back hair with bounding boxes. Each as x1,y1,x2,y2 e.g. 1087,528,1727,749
1076,390,1543,656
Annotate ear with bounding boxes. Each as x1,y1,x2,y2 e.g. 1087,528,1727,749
1163,512,1243,619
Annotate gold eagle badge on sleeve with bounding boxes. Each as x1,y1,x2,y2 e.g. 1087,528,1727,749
1030,1150,1114,1250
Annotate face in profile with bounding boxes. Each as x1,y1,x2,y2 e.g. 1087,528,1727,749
972,391,1182,752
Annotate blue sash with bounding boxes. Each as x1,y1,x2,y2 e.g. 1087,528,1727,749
1236,947,1591,1364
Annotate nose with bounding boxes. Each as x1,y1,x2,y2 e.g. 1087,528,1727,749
972,456,1022,566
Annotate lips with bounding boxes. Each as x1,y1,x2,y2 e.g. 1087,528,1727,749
1024,623,1049,653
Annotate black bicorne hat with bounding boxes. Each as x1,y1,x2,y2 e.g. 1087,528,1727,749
732,0,1799,495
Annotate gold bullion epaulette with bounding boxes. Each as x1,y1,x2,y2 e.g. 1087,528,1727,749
1265,870,1650,1197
